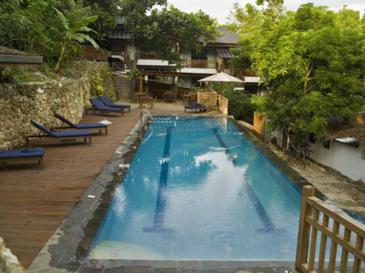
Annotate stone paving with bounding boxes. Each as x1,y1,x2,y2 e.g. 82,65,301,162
270,145,365,215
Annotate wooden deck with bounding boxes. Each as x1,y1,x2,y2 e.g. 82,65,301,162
0,109,140,268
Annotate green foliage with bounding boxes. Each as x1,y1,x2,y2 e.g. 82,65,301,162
212,83,256,123
82,62,116,100
0,0,64,57
0,65,57,84
231,2,365,145
81,0,121,41
91,72,105,96
0,0,100,70
120,0,218,64
144,6,218,64
54,6,99,71
127,68,141,79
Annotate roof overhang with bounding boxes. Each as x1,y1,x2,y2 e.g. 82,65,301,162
137,59,175,68
0,54,43,66
140,68,217,78
244,76,260,83
217,49,235,59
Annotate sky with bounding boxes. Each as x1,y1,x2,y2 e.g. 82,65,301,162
168,0,365,23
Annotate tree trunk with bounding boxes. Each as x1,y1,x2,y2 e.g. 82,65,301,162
54,42,67,72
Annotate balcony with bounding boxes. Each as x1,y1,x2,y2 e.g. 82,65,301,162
181,59,217,69
139,51,161,60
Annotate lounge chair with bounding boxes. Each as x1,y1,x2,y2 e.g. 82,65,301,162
0,148,45,168
97,96,131,112
184,102,208,113
90,98,125,116
54,113,108,135
28,120,92,146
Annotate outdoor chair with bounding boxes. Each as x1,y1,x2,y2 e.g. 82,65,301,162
184,102,208,113
54,113,108,135
28,120,92,146
135,93,156,109
97,96,131,112
164,91,177,103
0,147,45,169
89,98,125,116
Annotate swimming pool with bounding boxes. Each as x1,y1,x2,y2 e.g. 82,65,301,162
90,116,302,260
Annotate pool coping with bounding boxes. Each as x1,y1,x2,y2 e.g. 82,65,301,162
28,114,325,273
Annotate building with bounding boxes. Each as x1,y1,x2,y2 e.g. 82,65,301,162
268,113,365,182
309,113,365,182
0,46,42,67
107,24,239,92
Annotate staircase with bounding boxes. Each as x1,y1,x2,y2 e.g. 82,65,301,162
113,72,131,100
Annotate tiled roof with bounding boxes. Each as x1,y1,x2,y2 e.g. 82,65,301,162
327,113,365,143
213,27,238,45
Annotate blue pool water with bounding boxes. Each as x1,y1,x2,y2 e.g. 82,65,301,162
91,116,302,260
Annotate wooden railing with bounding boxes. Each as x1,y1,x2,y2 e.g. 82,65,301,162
82,46,108,61
197,90,229,114
218,95,228,115
139,52,161,59
182,59,217,69
296,186,365,273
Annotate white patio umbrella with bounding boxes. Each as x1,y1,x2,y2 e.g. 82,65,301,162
198,72,244,83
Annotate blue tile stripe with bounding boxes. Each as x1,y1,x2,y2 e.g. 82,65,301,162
143,127,173,233
212,128,275,232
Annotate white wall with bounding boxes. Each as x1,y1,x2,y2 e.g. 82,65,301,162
310,141,365,182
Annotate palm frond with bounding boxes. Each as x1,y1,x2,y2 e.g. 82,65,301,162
53,8,69,31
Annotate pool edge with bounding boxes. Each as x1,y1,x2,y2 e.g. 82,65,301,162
28,114,335,273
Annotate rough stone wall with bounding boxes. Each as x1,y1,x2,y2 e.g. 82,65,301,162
0,77,90,149
0,237,24,273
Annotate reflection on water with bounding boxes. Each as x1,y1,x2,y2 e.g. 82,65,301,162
91,117,301,260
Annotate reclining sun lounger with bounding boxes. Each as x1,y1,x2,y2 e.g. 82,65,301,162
28,120,92,146
0,148,45,168
184,102,208,113
97,96,131,112
54,113,108,135
90,98,125,116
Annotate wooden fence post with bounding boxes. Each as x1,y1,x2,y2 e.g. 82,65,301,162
295,185,315,272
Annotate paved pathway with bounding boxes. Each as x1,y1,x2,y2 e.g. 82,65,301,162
271,145,365,215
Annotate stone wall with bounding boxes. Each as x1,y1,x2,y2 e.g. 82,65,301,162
0,237,24,273
0,77,90,149
0,61,118,150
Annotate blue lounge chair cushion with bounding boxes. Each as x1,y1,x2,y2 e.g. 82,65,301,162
98,96,131,110
54,130,91,138
31,120,91,138
74,123,106,129
54,113,107,129
185,102,207,109
90,98,124,112
0,148,44,159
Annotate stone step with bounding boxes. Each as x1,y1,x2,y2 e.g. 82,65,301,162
113,73,131,100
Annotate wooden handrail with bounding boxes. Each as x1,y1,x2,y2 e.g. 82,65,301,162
139,52,161,59
296,185,365,273
182,59,217,69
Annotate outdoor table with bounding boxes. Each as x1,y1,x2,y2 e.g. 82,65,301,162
135,92,154,108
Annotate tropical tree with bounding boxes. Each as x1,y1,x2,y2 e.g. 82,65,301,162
0,0,63,56
53,7,99,71
141,6,218,64
80,0,122,42
232,2,365,147
119,0,217,65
